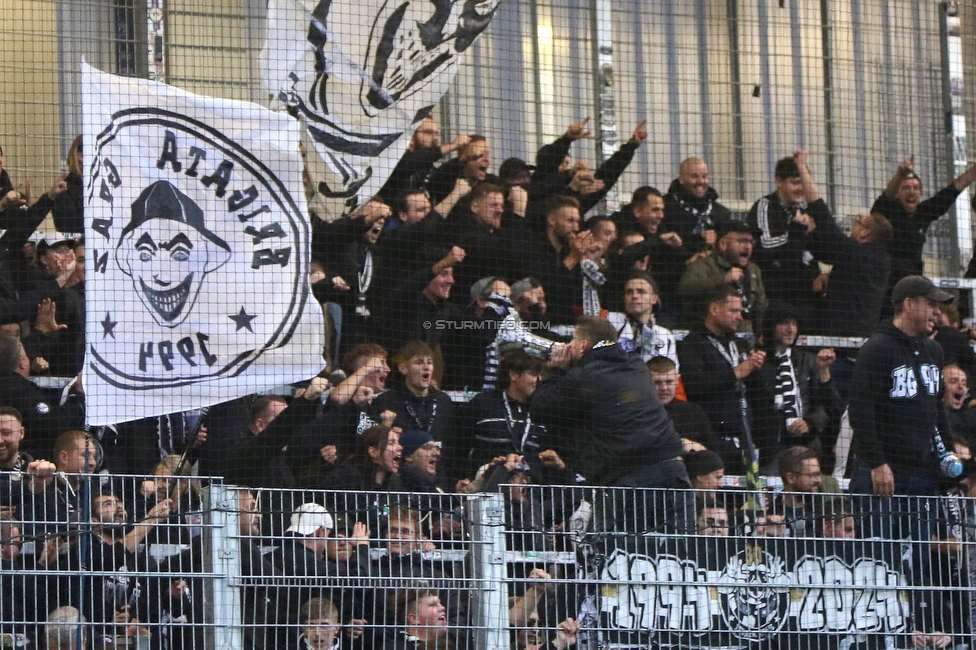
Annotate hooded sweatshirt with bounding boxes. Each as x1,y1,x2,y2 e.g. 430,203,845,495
849,320,951,480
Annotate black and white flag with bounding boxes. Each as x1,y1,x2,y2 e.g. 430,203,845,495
83,64,325,426
260,0,501,218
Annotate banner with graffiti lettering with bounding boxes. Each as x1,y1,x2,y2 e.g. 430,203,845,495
83,63,325,426
595,536,910,648
259,0,501,218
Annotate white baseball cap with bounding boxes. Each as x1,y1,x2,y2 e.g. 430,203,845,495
285,503,334,536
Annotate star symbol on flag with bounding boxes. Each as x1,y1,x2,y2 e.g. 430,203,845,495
229,307,257,333
101,312,118,340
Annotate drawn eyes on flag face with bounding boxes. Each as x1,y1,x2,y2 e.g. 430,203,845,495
135,232,195,265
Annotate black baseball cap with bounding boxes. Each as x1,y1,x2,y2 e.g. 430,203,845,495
498,158,535,183
890,275,954,305
714,218,754,239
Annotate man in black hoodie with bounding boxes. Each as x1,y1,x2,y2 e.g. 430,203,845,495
531,316,690,532
850,276,954,519
849,275,956,639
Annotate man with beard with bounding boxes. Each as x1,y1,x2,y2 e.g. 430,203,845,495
0,334,78,458
0,406,58,524
678,220,768,333
663,158,732,249
527,196,604,328
377,117,471,207
81,489,172,646
678,285,765,472
799,155,894,337
532,316,691,532
747,153,822,313
375,342,458,476
769,446,824,537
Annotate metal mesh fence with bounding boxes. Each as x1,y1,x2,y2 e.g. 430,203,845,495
4,476,976,649
3,2,976,649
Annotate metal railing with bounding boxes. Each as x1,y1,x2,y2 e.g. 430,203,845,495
2,474,975,649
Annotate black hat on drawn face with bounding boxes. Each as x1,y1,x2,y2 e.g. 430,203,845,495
121,181,230,251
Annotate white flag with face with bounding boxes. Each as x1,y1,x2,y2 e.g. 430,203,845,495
260,0,501,218
83,64,325,426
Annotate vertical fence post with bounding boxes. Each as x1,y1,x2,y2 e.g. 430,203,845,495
468,493,509,650
202,484,244,650
589,0,619,214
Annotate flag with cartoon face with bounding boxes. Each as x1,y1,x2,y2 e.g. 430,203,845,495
83,64,325,426
260,0,501,218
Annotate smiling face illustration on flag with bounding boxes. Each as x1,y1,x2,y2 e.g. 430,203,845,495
117,181,231,328
83,64,325,426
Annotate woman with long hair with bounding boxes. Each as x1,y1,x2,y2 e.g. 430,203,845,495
319,424,404,492
51,135,84,234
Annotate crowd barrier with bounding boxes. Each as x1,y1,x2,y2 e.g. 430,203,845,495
1,473,975,650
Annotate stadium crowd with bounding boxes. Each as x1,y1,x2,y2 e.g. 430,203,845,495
2,118,976,648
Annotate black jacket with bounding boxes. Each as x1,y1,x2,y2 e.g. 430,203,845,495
461,389,571,482
0,373,80,458
377,146,443,205
664,399,725,450
374,387,460,476
531,342,682,485
804,199,890,337
850,320,951,480
522,236,587,326
662,179,732,248
602,217,691,310
871,185,961,279
747,192,820,303
754,347,843,457
224,398,320,488
51,173,84,233
375,266,467,351
947,406,976,449
677,328,754,470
